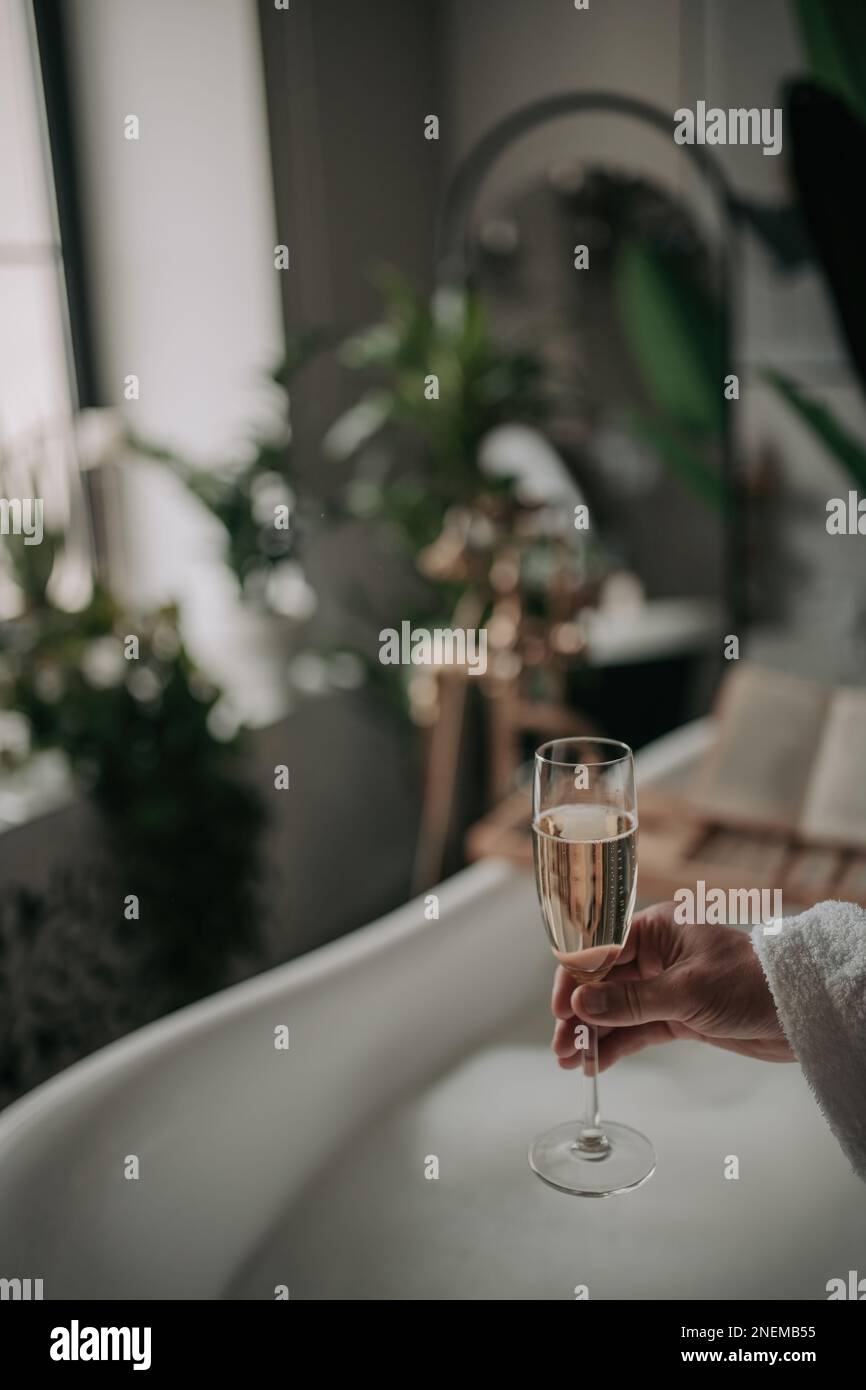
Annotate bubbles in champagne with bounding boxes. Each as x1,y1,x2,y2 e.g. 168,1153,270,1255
532,803,638,983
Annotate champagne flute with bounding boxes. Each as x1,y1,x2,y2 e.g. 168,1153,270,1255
530,737,655,1196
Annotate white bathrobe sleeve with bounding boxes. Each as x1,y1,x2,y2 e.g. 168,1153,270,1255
752,899,866,1181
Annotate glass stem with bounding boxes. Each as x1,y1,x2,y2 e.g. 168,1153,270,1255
577,1024,609,1155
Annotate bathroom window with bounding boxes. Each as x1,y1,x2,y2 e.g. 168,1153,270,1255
0,0,89,622
0,0,77,457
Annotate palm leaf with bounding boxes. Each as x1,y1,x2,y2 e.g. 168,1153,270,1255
794,0,866,125
765,369,866,488
627,412,728,510
615,240,724,435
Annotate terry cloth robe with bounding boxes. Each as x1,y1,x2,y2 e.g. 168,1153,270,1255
752,899,866,1181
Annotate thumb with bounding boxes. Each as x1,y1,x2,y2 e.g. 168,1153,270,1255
572,968,690,1028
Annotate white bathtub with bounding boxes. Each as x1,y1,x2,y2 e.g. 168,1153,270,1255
0,722,863,1300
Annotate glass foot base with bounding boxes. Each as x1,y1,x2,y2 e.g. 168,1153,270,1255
529,1120,656,1197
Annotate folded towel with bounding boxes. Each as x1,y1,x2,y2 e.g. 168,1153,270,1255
752,900,866,1181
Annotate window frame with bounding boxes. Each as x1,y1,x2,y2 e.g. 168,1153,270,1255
31,0,98,411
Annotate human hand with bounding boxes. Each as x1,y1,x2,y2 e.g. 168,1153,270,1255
551,901,794,1072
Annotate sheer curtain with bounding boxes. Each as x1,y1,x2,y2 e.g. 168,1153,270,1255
62,0,287,724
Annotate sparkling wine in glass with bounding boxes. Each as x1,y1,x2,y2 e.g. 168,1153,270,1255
530,737,655,1196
